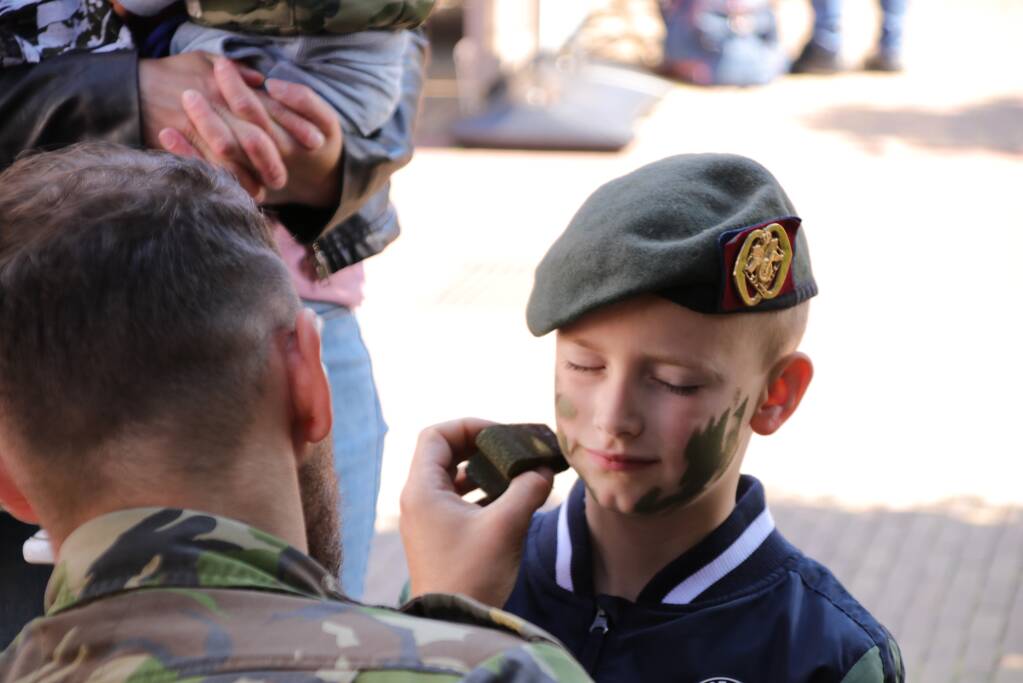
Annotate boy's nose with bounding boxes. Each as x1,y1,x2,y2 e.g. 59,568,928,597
593,375,643,439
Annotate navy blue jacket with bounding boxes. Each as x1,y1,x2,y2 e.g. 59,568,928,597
505,476,904,682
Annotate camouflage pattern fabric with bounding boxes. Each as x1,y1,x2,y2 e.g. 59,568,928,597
186,0,435,35
0,0,132,66
0,508,592,682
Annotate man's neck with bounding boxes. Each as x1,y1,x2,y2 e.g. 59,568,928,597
585,476,739,602
39,439,308,558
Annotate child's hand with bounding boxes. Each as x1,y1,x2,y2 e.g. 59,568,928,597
258,77,343,209
400,419,554,608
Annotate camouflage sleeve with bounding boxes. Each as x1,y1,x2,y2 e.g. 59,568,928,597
276,29,427,244
838,637,905,683
400,594,592,682
460,643,591,682
0,51,141,170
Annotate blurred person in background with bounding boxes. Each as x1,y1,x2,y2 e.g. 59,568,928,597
791,0,907,73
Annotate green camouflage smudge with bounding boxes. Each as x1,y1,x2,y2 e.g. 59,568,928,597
634,396,749,515
555,394,577,420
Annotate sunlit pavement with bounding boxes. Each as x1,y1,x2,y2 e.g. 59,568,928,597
357,1,1023,678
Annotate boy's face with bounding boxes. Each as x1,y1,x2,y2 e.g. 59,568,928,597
554,295,768,516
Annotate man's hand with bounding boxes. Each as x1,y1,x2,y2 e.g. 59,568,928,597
158,58,343,208
139,52,287,200
400,419,554,608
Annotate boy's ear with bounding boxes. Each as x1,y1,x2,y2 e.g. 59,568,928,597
0,452,39,524
285,308,333,453
750,352,813,436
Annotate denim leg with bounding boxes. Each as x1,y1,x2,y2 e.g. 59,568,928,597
810,0,843,53
307,301,387,599
878,0,907,51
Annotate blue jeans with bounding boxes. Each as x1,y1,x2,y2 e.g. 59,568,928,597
307,302,387,599
810,0,908,52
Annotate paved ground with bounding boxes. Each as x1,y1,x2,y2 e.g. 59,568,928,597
356,1,1022,680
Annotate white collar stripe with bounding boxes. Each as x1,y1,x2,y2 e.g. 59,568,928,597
662,507,775,605
555,500,574,592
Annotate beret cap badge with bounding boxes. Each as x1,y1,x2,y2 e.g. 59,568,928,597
732,223,793,307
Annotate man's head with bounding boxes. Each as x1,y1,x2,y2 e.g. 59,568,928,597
0,144,333,557
528,154,815,517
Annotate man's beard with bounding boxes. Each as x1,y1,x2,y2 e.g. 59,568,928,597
297,437,342,579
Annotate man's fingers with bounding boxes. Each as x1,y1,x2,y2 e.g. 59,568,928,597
265,78,340,138
162,120,266,201
236,63,266,88
260,94,326,151
214,57,275,133
157,128,201,158
452,465,478,497
181,89,239,160
227,116,287,190
486,468,554,529
413,419,496,469
231,164,267,203
403,418,496,509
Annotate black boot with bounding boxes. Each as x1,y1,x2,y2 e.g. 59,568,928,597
863,48,903,72
790,41,843,74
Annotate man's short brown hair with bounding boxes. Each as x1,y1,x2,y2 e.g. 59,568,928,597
0,144,297,466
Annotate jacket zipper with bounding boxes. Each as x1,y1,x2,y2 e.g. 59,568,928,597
580,606,610,674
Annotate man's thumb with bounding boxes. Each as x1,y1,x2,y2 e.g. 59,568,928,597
488,468,554,531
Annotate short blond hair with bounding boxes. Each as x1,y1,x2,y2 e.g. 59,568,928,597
744,301,810,370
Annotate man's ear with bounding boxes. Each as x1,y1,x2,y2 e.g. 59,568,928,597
0,452,39,523
285,308,332,450
750,352,813,436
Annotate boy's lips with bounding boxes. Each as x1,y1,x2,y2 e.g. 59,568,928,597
584,448,658,472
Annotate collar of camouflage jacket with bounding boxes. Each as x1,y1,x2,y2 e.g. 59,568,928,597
45,508,341,614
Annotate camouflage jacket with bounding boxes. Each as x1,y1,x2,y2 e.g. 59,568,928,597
0,508,592,683
186,0,435,35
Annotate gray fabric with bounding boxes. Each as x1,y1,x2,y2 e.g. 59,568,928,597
172,22,407,137
526,153,818,336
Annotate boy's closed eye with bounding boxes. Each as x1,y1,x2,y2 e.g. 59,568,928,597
652,377,701,396
564,360,603,373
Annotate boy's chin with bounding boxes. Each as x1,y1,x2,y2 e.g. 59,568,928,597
584,482,657,516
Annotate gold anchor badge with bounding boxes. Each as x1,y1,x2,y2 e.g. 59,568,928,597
732,223,793,307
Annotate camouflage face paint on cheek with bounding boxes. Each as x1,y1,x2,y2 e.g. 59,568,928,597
633,396,750,515
555,393,578,420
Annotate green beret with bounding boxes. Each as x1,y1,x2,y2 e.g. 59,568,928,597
526,154,818,336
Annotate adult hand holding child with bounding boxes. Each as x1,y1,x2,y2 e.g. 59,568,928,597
146,54,341,207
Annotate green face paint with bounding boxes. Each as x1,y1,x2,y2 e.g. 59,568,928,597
556,425,600,502
633,395,750,515
555,427,571,459
555,393,578,419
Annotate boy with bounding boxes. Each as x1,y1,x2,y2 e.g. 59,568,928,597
503,154,904,682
